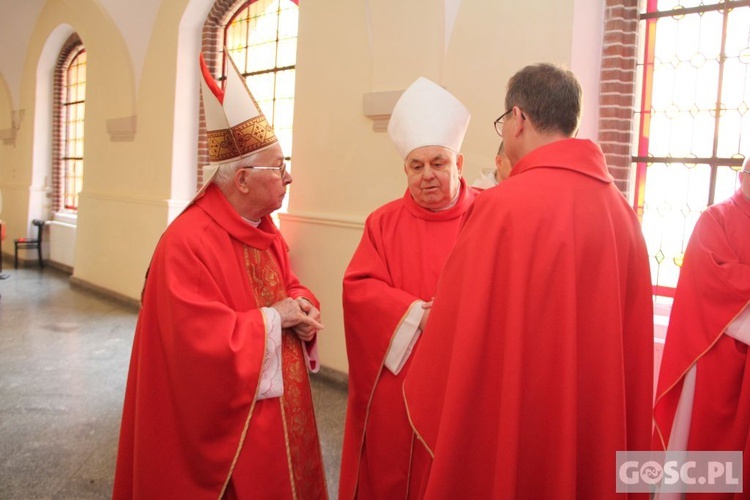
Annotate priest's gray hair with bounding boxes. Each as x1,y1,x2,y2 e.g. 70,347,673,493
212,155,256,188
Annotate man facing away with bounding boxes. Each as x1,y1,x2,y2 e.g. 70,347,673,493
113,52,328,499
339,77,479,499
653,159,750,494
403,63,654,499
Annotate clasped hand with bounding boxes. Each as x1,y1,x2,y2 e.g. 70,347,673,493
419,299,434,331
271,297,324,342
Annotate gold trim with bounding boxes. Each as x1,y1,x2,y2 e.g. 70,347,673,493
232,115,278,156
219,245,325,498
350,302,421,490
217,246,269,498
653,300,750,450
403,382,435,459
279,390,298,500
219,389,261,499
207,128,240,162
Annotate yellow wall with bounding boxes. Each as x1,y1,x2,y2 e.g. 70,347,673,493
0,74,17,235
0,0,598,375
284,0,581,373
73,0,191,297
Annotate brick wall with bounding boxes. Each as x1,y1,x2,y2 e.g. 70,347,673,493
197,1,626,199
196,0,247,189
598,0,639,197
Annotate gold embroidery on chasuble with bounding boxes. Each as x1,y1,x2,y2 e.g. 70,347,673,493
244,246,327,499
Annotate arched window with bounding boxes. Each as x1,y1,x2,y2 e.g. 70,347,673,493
53,36,86,213
224,0,298,161
632,0,749,296
200,0,299,213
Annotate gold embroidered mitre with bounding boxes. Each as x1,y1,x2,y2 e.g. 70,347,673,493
199,52,279,166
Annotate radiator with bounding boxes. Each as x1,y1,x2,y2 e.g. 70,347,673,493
48,219,76,268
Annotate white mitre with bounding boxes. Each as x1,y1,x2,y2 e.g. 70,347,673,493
189,50,280,207
387,77,471,160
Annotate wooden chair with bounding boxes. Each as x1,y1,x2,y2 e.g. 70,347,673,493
14,219,46,269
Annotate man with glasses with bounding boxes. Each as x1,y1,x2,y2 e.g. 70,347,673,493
339,77,479,499
653,159,750,487
114,53,328,499
403,63,654,498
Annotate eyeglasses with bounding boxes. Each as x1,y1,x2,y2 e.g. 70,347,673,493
742,169,750,175
494,109,513,137
242,161,287,178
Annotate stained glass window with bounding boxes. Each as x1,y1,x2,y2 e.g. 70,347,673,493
633,0,749,296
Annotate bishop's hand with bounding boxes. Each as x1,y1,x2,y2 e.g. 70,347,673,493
271,297,324,342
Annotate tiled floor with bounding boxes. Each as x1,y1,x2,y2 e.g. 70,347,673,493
0,264,347,499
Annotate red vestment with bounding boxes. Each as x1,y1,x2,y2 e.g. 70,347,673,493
652,190,750,492
403,139,654,499
113,184,327,499
339,179,478,499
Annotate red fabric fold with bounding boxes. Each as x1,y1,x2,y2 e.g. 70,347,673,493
339,179,478,499
653,190,750,461
403,139,654,499
114,183,325,499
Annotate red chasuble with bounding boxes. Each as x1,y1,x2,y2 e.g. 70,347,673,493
339,178,478,499
403,139,654,499
113,183,327,499
653,191,750,474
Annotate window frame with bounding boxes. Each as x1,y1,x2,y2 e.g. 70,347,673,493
60,47,87,212
632,0,749,297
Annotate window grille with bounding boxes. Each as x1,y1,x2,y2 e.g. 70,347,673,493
223,1,297,157
61,48,86,211
218,0,299,215
633,0,749,296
